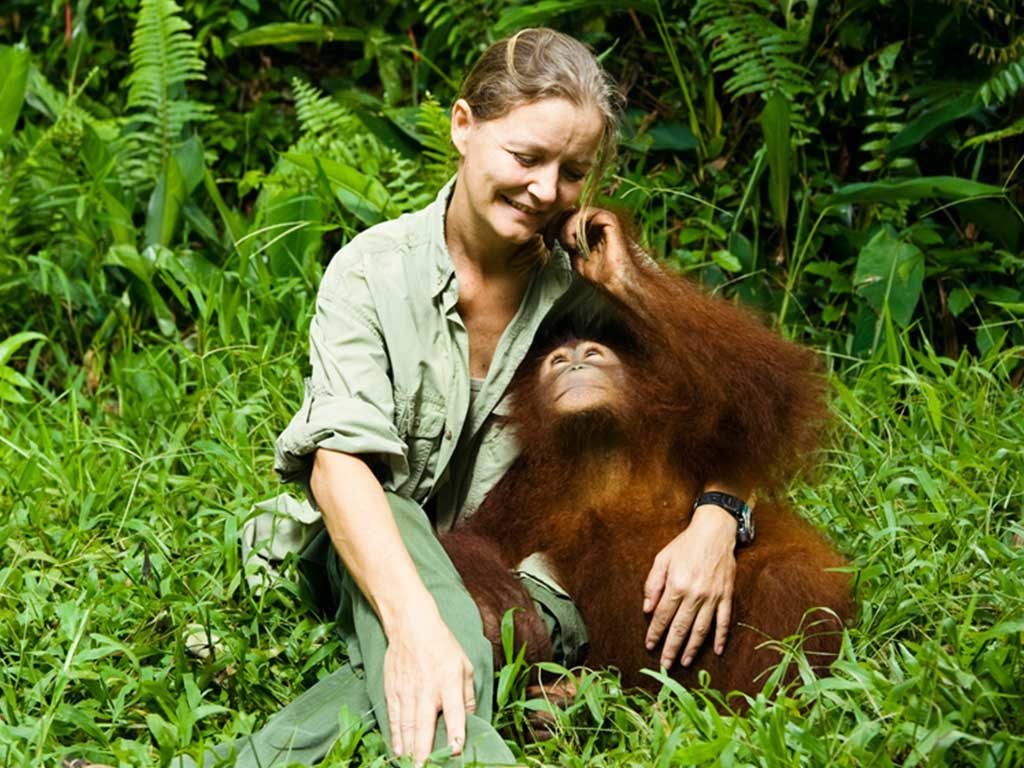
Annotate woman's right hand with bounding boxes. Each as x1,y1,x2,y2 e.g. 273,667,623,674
383,604,477,766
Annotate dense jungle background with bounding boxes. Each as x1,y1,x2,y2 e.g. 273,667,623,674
1,0,1022,765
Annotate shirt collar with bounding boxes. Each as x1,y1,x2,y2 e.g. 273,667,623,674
429,176,458,299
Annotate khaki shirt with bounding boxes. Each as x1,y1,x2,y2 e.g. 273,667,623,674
274,178,603,530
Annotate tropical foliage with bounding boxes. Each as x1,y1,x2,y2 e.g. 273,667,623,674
1,0,1021,765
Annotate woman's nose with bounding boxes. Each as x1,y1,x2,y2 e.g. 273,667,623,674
527,165,559,206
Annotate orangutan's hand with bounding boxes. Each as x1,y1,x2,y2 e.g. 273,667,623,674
549,207,638,300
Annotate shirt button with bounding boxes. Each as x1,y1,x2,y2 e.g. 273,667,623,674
444,429,453,441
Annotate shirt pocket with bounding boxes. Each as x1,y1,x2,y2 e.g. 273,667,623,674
482,393,515,457
460,394,519,518
399,392,447,500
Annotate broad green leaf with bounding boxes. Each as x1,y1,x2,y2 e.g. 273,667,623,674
878,41,903,71
712,249,743,272
646,120,698,152
145,156,187,247
992,301,1024,313
142,246,178,336
760,91,791,229
495,0,656,34
889,93,976,155
0,331,46,366
175,135,206,193
976,285,1023,303
255,191,322,276
0,359,36,402
284,152,398,224
824,176,1004,206
55,703,106,742
976,619,1024,643
728,232,755,271
976,324,1005,356
98,188,135,247
674,732,733,763
854,228,925,327
340,97,421,159
229,23,365,47
947,287,972,317
104,245,154,283
227,9,248,31
957,199,1022,251
0,363,35,390
0,379,28,403
182,201,220,245
0,44,30,145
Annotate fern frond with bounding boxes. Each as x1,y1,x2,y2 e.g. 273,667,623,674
978,58,1024,106
286,0,341,23
692,0,813,100
415,93,457,187
260,78,438,234
418,0,503,67
961,114,1024,149
126,0,211,170
292,79,352,138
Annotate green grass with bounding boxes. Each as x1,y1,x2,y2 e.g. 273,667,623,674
2,323,1022,766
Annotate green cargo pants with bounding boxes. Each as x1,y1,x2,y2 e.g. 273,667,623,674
177,493,517,767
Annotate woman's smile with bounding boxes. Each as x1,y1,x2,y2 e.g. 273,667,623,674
501,195,545,216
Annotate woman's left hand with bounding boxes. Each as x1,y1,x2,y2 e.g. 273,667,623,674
552,207,636,299
642,504,738,669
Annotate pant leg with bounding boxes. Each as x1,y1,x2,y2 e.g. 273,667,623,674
334,492,517,766
175,663,373,768
179,492,516,767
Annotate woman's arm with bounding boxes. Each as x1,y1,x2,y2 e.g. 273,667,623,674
310,450,474,765
641,478,750,670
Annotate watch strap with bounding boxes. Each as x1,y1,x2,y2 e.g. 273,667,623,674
693,491,755,546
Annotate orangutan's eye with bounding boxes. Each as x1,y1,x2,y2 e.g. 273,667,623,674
584,348,600,358
551,353,569,365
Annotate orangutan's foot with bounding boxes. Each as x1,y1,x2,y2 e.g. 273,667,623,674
524,678,577,741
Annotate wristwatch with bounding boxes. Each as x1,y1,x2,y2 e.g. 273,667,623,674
694,491,755,546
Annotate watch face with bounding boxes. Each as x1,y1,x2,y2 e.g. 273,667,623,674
740,507,754,545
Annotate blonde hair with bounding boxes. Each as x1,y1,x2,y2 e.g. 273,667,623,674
458,28,625,210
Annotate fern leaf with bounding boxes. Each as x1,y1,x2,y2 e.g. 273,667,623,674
415,94,457,186
693,0,813,100
292,78,351,137
126,0,211,170
961,114,1024,149
978,59,1024,107
286,0,341,23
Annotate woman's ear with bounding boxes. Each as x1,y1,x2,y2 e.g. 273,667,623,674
450,98,474,157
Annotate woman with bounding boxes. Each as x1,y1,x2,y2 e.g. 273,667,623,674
187,27,747,768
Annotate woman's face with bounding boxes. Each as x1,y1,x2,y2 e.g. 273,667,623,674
450,97,604,248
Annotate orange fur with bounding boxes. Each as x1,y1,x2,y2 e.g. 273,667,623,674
441,235,854,698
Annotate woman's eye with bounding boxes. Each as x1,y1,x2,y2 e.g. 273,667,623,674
563,167,585,182
514,153,537,166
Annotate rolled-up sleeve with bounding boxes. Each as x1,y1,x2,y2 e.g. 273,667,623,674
274,253,407,490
